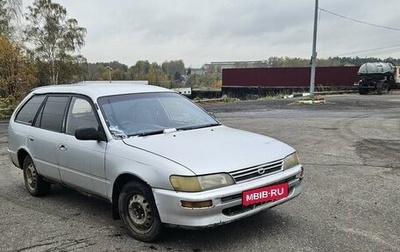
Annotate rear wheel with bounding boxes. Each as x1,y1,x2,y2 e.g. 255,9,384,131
23,156,51,196
118,181,162,242
382,82,389,94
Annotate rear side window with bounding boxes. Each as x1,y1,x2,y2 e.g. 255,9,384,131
15,95,46,125
36,96,70,132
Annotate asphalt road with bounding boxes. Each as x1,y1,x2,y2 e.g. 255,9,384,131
0,93,399,252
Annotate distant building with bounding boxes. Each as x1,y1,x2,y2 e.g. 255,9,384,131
189,68,205,75
204,61,268,70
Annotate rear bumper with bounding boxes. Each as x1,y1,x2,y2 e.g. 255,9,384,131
8,149,20,168
153,165,303,228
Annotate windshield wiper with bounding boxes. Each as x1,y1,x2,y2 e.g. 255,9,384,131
137,129,165,137
130,128,177,137
127,129,164,137
177,123,221,131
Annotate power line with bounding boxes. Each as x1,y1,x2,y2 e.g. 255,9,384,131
336,44,400,57
319,7,400,32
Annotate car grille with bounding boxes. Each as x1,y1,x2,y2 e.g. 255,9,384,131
221,175,299,216
229,159,283,183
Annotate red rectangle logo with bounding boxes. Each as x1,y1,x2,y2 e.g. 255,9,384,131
242,183,289,206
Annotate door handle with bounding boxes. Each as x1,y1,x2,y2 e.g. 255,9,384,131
28,136,34,142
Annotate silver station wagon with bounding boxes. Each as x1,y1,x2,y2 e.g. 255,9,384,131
8,82,304,242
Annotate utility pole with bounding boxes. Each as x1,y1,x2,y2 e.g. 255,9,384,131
310,0,318,98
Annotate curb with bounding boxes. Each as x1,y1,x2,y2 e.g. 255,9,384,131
284,90,357,99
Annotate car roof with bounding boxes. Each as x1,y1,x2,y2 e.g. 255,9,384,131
31,81,173,99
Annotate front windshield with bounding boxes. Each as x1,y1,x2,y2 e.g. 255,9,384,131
98,92,219,138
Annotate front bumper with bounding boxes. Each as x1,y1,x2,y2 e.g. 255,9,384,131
153,164,303,228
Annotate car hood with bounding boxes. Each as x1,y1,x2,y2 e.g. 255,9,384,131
122,125,295,175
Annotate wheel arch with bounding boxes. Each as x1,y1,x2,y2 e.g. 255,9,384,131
17,149,30,169
111,173,149,220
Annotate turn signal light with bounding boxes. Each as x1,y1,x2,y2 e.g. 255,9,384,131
181,200,213,208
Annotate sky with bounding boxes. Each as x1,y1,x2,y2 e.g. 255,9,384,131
21,0,400,68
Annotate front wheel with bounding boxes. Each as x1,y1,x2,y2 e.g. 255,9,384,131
118,181,162,242
23,156,51,196
358,87,368,95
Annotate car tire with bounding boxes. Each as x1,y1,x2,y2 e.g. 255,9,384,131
358,87,368,95
381,82,389,94
118,181,162,242
23,156,51,196
377,81,389,95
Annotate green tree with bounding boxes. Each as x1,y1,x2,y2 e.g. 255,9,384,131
23,0,86,85
268,57,284,67
162,60,185,78
187,72,221,89
57,55,87,83
130,60,150,80
161,60,185,87
147,62,169,87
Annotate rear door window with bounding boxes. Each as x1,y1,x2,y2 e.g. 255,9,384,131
15,95,46,125
36,96,70,132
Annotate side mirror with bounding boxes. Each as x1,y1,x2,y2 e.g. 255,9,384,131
75,127,105,141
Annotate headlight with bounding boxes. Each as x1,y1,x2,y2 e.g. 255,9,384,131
283,152,300,170
170,173,234,192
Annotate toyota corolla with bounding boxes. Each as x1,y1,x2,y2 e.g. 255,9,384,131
8,82,303,242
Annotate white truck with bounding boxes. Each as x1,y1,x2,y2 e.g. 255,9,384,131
357,62,400,94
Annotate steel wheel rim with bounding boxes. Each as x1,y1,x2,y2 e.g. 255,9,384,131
26,162,37,191
127,194,153,233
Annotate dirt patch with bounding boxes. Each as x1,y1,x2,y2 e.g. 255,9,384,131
356,139,400,169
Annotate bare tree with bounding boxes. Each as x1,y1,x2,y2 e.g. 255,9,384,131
23,0,86,84
0,0,21,37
